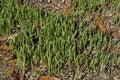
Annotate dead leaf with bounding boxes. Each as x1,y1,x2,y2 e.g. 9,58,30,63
98,24,106,32
20,72,24,80
0,42,10,51
83,75,92,80
102,16,109,22
60,3,73,16
35,67,40,72
106,28,114,37
93,11,106,32
0,53,12,60
40,76,60,80
51,0,59,4
52,6,59,12
118,28,120,33
109,43,120,54
66,6,73,16
106,3,111,10
7,59,17,64
8,67,15,75
65,0,72,3
113,33,120,38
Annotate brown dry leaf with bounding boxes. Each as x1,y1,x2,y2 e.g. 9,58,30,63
52,6,59,12
50,0,73,16
35,67,40,72
60,4,73,16
66,6,73,16
99,23,106,32
51,0,59,4
113,33,120,38
7,59,17,64
106,28,114,37
83,75,92,80
8,67,15,75
20,72,24,80
110,44,120,54
39,76,60,80
65,0,72,3
0,53,12,60
0,42,10,51
106,3,111,10
106,28,113,34
102,16,109,22
118,28,120,33
93,12,106,32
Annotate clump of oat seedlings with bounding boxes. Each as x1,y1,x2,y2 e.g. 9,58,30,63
0,0,120,79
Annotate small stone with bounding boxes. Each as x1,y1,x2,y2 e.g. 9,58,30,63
47,0,51,3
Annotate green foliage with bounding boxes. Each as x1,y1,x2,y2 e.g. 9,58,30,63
0,0,120,79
